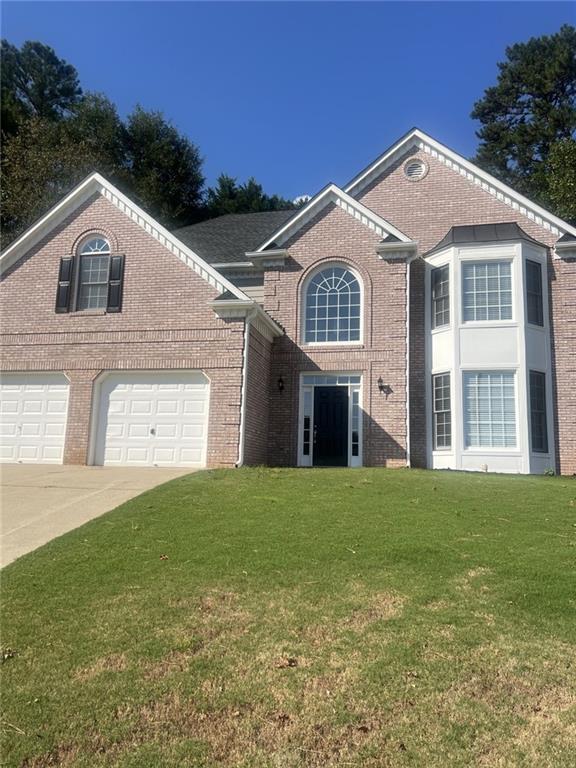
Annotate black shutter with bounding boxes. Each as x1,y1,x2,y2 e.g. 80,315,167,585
55,257,73,313
106,254,125,313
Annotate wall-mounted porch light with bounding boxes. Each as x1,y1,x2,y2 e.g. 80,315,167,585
378,376,392,397
277,377,285,392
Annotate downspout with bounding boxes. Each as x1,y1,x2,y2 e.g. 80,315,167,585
236,308,257,467
405,256,413,468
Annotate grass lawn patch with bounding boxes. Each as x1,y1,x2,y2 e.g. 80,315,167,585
1,467,576,767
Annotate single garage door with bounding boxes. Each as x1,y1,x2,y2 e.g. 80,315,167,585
0,373,70,463
94,372,209,467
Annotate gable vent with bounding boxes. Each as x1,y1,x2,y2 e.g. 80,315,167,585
404,159,427,181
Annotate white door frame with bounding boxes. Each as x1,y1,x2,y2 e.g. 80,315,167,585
297,372,363,468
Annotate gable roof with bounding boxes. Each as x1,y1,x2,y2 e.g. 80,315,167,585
425,222,546,257
344,128,576,240
174,210,294,265
0,173,250,300
252,183,414,253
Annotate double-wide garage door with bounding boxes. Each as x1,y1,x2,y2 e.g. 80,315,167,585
0,371,209,467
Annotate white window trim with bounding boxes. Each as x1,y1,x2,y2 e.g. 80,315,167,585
432,371,452,452
431,262,451,330
462,369,518,452
73,234,112,312
300,262,364,347
461,258,515,324
528,368,551,457
297,373,363,468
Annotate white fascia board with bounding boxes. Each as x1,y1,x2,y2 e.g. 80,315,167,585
254,184,412,252
245,249,289,259
554,241,576,260
345,129,576,239
376,241,418,259
0,172,250,301
1,174,101,272
209,299,284,337
211,262,255,269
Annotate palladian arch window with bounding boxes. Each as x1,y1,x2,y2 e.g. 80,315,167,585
304,265,362,343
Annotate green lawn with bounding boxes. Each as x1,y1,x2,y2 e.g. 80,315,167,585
1,468,575,767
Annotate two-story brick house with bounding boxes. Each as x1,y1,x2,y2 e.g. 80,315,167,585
1,129,574,474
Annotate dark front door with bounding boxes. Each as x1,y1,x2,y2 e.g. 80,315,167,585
313,386,348,467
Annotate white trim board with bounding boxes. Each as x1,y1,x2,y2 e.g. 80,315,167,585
254,183,414,252
344,128,576,240
0,172,250,301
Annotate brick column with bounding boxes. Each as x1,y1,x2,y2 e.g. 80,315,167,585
63,369,101,464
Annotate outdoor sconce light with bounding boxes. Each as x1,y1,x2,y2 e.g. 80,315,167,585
277,377,285,392
377,376,392,397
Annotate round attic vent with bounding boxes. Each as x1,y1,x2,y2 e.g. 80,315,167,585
404,159,428,181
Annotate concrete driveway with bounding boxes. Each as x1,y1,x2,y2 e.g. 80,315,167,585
0,464,193,567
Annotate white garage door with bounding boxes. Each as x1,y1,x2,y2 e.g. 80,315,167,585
0,374,70,464
94,372,210,467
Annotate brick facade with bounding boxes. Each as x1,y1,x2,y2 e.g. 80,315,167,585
263,203,408,468
355,147,574,475
0,194,245,467
1,141,573,474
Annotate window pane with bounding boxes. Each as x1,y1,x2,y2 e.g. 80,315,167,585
80,237,110,255
526,260,544,326
432,265,450,328
304,266,361,343
463,262,512,322
433,373,451,449
77,253,110,310
464,372,516,448
529,371,548,453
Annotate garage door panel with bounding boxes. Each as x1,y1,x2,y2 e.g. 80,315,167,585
181,424,204,439
156,400,178,415
127,423,150,439
21,423,41,437
0,374,69,464
42,446,63,461
44,422,66,437
0,422,17,437
95,372,209,467
155,424,177,439
130,401,152,415
180,448,203,464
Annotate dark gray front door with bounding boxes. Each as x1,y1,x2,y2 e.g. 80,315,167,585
313,386,348,467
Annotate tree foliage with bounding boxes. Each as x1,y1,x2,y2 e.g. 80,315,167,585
125,106,204,226
0,39,82,132
547,138,576,223
207,174,296,217
0,39,298,247
471,24,576,214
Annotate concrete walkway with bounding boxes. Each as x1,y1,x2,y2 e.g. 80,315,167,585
0,465,193,567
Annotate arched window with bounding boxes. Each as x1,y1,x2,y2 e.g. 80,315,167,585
303,264,362,343
77,236,111,310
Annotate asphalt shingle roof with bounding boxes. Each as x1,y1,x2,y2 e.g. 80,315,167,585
173,210,296,265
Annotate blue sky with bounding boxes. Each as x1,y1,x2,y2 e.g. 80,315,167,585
3,2,574,199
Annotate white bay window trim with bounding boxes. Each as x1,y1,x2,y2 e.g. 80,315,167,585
463,371,517,450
